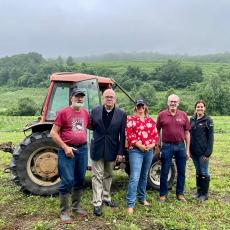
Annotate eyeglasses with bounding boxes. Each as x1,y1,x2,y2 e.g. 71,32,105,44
105,96,114,99
169,101,178,103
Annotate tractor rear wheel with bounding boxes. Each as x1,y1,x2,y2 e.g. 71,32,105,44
147,158,176,190
125,156,176,191
10,131,60,195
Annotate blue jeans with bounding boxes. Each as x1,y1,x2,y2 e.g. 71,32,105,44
191,154,209,177
160,143,186,196
58,144,88,194
126,149,154,208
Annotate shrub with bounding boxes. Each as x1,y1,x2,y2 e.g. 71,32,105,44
6,97,38,116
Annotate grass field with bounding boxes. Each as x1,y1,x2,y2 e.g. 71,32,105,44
0,88,47,114
0,116,229,229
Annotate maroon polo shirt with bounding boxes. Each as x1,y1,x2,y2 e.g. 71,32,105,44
156,109,190,143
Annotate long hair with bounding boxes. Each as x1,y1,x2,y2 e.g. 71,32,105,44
194,100,206,116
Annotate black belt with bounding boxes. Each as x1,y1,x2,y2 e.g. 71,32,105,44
163,141,184,145
68,142,87,148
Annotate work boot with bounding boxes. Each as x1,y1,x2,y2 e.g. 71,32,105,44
72,189,87,217
197,175,210,202
194,175,202,199
60,193,72,224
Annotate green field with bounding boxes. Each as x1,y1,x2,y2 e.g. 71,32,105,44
83,60,230,79
0,116,229,229
0,88,47,114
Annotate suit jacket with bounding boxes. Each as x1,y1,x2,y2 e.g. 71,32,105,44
90,105,127,161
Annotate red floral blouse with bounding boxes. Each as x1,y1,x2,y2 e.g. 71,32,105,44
126,115,158,149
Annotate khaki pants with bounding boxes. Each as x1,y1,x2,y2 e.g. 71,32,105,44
92,159,115,206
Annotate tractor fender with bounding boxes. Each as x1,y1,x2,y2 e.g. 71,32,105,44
23,121,53,134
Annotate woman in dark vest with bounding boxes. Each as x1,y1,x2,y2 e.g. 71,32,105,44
190,100,214,201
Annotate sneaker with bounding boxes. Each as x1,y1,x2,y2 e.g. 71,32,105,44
176,194,187,202
159,196,166,203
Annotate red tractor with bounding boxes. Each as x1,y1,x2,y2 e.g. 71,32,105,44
8,72,175,195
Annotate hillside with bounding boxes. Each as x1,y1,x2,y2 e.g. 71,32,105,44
0,53,230,115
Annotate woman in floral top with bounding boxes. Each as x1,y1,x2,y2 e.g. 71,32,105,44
126,99,158,214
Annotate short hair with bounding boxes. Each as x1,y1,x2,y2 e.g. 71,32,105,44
168,94,180,102
102,89,116,98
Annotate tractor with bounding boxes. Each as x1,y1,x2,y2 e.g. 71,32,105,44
6,72,175,195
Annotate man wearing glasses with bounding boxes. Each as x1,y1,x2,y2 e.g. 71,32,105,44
156,94,190,203
90,89,127,216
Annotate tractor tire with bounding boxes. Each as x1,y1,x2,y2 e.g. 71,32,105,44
147,157,176,190
10,131,60,196
124,155,176,191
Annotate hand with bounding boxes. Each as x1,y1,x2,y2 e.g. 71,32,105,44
139,144,147,152
135,142,146,152
116,154,123,162
146,143,155,151
202,156,209,161
64,146,75,158
186,151,190,160
155,145,161,159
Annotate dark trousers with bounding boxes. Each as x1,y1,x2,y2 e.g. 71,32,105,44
160,143,187,196
191,154,209,177
58,144,88,194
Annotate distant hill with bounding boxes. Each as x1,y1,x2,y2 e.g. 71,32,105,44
77,52,230,63
1,52,230,89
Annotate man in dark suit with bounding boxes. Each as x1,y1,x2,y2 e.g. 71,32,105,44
90,89,127,216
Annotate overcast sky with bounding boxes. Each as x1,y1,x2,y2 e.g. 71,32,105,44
0,0,230,58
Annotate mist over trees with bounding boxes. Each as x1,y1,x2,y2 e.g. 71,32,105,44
0,52,230,115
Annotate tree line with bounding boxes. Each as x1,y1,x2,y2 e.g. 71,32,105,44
0,52,229,115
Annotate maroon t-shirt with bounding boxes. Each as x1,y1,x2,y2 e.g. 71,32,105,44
156,109,190,143
54,107,89,145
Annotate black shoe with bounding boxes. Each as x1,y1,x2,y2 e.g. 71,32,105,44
93,206,102,217
102,200,118,208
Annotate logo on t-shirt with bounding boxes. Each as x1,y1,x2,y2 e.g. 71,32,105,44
72,118,84,133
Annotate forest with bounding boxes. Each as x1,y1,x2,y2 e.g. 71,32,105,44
0,52,230,115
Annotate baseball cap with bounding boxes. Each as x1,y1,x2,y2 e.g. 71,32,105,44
136,99,145,106
71,89,86,97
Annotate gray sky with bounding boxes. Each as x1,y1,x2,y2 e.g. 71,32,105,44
1,0,230,57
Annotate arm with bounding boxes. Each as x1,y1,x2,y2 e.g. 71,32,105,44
125,115,146,152
118,113,127,155
146,120,159,151
155,115,162,158
87,112,93,130
116,113,127,161
50,124,74,158
154,129,161,158
184,130,190,160
88,109,95,130
205,118,214,157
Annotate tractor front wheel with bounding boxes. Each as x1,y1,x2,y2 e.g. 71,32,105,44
10,131,60,195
